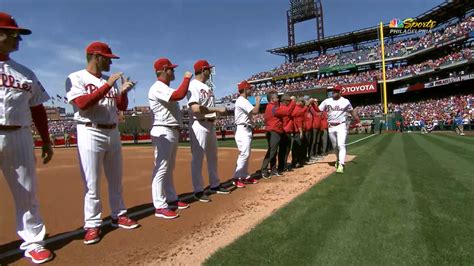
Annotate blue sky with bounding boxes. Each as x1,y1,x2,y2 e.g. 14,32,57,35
1,0,442,111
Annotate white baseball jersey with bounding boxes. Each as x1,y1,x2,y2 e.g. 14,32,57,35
318,97,353,124
148,80,181,128
66,69,120,124
0,59,50,125
234,96,254,126
186,79,216,120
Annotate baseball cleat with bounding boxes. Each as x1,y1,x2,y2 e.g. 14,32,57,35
336,164,344,174
25,245,53,264
111,215,140,229
210,186,231,194
194,192,211,202
84,228,101,245
261,171,272,179
335,161,339,169
155,208,179,219
168,201,190,210
271,170,283,177
243,177,258,184
233,179,246,188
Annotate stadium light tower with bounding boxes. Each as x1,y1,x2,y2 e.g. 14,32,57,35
287,0,324,62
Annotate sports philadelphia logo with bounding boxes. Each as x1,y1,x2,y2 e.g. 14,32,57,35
389,18,436,34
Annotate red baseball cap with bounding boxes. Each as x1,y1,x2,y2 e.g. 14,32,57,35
0,12,31,35
86,41,119,59
194,60,214,73
331,85,342,91
154,58,178,71
237,80,252,91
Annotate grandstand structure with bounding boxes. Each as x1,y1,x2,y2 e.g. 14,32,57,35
216,0,474,131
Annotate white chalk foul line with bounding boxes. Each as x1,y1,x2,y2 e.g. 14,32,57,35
346,134,377,146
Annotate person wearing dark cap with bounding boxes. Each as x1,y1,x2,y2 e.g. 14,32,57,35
66,41,139,245
186,60,229,202
231,80,261,188
0,12,54,264
149,58,193,219
316,86,360,174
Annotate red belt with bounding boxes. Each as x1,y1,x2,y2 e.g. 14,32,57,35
329,122,345,127
0,125,22,131
84,123,116,129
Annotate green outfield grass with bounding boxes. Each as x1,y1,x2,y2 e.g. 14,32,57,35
205,133,474,265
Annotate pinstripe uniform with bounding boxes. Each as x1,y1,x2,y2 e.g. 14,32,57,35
66,70,127,229
186,79,220,193
0,59,49,251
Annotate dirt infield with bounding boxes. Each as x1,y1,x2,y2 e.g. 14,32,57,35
0,145,350,265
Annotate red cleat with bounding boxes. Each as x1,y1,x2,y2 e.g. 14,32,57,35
176,201,190,210
155,208,179,219
232,179,246,188
111,215,140,229
244,177,259,184
25,245,53,264
84,228,100,245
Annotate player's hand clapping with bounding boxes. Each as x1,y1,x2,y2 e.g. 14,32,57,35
184,71,193,79
107,72,123,86
120,76,137,95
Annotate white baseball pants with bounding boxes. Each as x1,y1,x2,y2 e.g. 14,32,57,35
328,123,348,165
151,126,179,209
0,127,46,252
76,124,127,228
189,120,220,193
233,125,252,179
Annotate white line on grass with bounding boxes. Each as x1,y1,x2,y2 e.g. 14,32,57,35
346,134,377,146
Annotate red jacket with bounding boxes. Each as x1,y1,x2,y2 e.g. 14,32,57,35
292,105,307,133
305,108,313,131
264,101,293,133
310,103,321,129
320,111,328,130
281,100,296,133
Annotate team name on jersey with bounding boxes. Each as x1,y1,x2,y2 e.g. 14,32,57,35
200,89,213,99
85,83,117,99
326,105,347,111
0,73,32,92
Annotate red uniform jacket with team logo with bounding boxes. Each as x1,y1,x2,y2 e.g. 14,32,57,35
292,105,307,133
310,103,321,129
281,100,296,134
264,101,293,133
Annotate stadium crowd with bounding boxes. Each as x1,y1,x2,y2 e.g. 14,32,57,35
355,94,473,130
248,16,473,80
222,48,472,99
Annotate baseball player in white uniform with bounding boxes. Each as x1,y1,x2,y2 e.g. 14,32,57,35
148,58,193,219
66,41,139,245
0,12,54,264
317,86,359,174
232,80,260,188
186,60,229,202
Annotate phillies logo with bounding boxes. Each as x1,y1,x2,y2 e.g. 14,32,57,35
85,83,117,98
200,89,213,99
0,74,32,92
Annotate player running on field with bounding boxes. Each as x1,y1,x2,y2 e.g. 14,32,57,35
232,80,261,188
148,58,193,219
0,12,54,264
316,86,360,174
186,60,230,203
66,41,139,245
